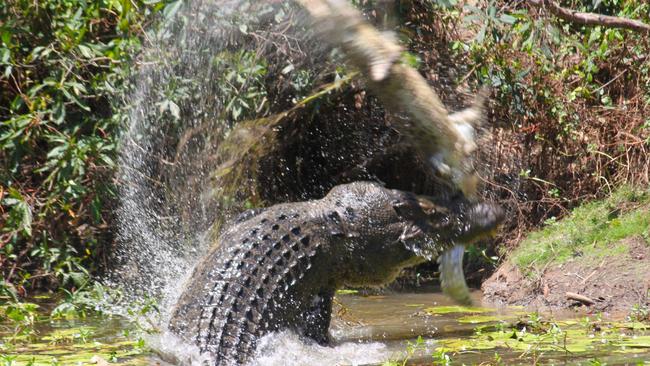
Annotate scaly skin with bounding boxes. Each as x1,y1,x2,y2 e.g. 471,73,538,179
169,181,503,365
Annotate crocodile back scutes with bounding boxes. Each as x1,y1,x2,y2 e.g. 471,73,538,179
194,209,322,364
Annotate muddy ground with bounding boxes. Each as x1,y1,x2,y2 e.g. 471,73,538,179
482,236,650,314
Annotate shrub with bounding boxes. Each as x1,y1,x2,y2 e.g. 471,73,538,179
0,0,180,293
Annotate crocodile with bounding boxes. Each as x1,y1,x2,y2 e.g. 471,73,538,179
169,181,503,365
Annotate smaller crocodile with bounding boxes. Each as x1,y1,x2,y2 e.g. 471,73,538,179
169,181,503,365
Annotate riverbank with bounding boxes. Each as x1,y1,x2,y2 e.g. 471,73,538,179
483,186,650,314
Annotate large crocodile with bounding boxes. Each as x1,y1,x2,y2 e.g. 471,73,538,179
169,181,502,365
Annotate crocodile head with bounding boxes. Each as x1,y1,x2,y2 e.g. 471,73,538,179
393,189,503,304
384,187,504,260
323,182,503,287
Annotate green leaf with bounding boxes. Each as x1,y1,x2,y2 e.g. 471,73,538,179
61,88,91,111
77,44,94,58
163,0,182,20
0,30,11,45
168,101,180,119
499,14,517,24
17,201,33,237
0,47,10,63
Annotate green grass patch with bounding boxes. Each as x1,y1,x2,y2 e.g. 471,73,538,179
511,186,650,277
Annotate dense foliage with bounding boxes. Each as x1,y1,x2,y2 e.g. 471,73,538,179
1,0,649,298
0,0,181,296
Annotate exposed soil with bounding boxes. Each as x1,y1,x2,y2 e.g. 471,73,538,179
482,236,650,313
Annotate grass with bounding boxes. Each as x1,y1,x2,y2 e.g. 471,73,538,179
510,185,650,277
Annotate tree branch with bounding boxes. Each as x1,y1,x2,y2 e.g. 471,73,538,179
530,0,650,34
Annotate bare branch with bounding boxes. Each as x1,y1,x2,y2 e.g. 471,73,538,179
530,0,650,34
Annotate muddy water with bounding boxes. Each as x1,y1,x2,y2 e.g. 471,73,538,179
2,290,649,365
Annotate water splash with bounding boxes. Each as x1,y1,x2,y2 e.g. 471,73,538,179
107,0,230,316
250,331,390,366
107,0,324,318
103,4,346,366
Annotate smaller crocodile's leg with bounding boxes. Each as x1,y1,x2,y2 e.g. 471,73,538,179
297,289,335,345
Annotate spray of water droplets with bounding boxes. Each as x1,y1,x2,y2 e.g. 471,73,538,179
101,1,396,364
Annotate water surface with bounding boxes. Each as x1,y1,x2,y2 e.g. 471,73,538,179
2,290,649,365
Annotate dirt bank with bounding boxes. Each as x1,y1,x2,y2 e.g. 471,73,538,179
482,236,650,313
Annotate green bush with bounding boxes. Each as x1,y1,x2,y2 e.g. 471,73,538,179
0,0,180,294
2,0,649,297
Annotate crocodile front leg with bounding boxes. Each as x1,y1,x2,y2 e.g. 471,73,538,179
296,288,335,345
